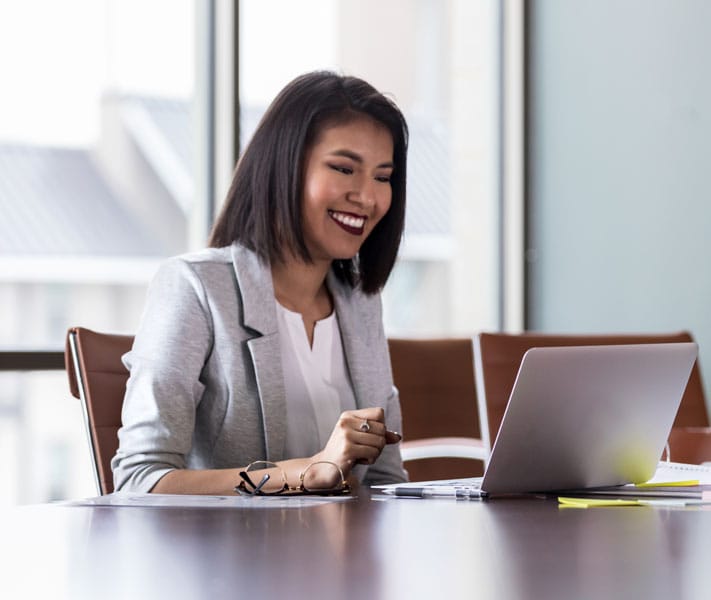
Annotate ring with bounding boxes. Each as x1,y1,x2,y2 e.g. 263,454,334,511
359,419,370,433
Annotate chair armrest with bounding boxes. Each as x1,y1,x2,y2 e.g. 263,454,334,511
400,437,487,462
667,427,711,465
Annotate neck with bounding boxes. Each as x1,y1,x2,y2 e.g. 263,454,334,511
271,256,331,314
272,256,333,347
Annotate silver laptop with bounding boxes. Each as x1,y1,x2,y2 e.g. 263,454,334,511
472,342,698,496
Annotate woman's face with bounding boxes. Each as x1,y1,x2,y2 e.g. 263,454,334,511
300,115,394,264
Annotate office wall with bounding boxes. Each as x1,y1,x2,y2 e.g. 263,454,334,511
527,1,711,408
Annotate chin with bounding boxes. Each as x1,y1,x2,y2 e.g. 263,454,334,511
327,254,356,263
319,244,362,261
310,238,365,262
335,247,362,260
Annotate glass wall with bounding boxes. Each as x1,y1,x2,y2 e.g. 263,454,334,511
238,0,501,336
1,0,502,504
526,1,711,409
0,0,200,504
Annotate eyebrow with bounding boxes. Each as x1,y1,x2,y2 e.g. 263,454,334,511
329,149,394,169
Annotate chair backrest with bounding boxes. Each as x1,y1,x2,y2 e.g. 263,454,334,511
474,331,708,453
65,327,134,495
388,337,483,481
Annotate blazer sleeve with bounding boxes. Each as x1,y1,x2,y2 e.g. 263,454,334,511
363,384,409,485
357,293,408,485
111,257,214,493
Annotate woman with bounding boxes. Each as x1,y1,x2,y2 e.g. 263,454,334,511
112,71,409,494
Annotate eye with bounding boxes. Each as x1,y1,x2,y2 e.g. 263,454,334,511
375,174,392,183
329,164,353,175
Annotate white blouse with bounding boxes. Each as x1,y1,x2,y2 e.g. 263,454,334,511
276,301,357,459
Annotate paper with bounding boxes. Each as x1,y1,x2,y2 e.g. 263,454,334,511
647,461,711,485
56,492,354,509
372,476,482,491
562,463,711,500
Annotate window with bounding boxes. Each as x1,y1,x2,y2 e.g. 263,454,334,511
239,0,501,336
1,0,505,504
0,0,204,504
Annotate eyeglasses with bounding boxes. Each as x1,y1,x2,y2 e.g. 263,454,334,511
235,460,351,497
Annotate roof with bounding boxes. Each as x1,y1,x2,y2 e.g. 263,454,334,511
0,144,162,256
139,96,194,175
405,117,450,237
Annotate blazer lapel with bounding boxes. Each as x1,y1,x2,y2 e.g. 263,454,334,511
328,271,380,411
231,244,287,461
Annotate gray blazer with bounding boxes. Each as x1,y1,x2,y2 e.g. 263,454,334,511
112,243,407,492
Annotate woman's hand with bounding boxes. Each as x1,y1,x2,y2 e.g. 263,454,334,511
310,407,402,486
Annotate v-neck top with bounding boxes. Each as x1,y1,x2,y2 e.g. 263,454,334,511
275,301,357,459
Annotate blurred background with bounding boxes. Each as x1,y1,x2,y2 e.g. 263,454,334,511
1,0,710,504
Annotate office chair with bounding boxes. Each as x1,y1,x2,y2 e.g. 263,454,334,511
66,327,133,495
474,331,711,465
388,338,485,481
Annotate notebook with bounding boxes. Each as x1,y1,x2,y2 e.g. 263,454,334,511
381,342,698,498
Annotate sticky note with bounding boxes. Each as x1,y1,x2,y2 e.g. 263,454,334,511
635,480,699,488
558,497,643,508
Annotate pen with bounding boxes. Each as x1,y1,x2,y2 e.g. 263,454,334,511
382,486,484,499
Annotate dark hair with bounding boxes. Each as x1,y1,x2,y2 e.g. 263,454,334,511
208,70,408,294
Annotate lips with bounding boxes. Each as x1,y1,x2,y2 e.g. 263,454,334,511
328,210,366,235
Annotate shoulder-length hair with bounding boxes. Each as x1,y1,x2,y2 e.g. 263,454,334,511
208,70,408,295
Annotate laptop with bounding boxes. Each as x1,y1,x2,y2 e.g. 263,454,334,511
381,342,698,497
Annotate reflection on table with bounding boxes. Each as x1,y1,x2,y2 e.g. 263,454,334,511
2,490,711,599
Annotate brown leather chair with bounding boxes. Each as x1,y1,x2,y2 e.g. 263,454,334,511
474,331,711,464
388,338,485,481
66,327,133,495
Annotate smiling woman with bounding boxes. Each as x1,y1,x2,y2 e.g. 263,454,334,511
112,71,410,496
210,71,408,295
300,116,393,265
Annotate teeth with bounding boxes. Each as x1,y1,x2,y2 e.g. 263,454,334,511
330,211,365,229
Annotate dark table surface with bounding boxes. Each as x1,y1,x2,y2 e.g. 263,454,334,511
2,489,711,600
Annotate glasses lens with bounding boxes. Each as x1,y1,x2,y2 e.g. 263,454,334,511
300,461,345,493
244,461,286,495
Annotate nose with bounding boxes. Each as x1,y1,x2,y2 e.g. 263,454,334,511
347,177,377,210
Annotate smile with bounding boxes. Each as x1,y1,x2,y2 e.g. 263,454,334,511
328,210,366,235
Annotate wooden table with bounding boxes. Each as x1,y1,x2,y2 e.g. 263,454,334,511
2,490,710,599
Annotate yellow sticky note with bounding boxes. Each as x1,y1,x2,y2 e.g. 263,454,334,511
635,480,699,488
558,497,643,508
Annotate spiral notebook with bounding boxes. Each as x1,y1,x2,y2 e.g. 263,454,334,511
577,461,711,499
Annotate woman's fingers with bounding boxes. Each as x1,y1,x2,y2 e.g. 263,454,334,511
324,407,400,468
352,417,384,436
346,408,385,435
344,410,402,446
385,430,402,444
348,406,385,423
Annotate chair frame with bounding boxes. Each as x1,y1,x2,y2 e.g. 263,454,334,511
66,327,133,495
400,437,486,462
67,329,103,494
